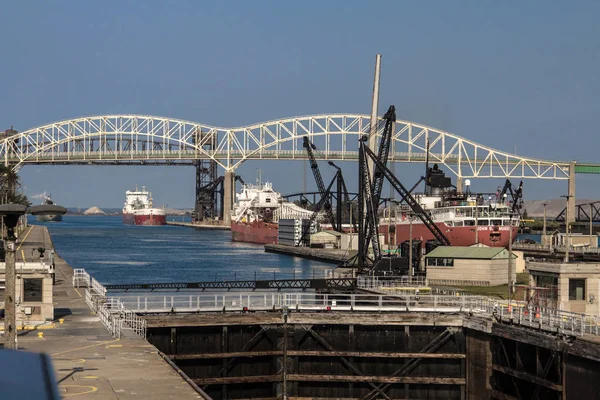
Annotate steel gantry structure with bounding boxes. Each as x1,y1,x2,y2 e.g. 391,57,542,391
0,113,586,222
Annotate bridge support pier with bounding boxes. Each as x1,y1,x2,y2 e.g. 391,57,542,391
568,161,576,224
223,170,235,226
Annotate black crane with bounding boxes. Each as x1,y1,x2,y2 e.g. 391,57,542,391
361,105,397,261
499,179,524,215
351,105,452,271
296,138,353,245
303,137,337,227
327,161,355,232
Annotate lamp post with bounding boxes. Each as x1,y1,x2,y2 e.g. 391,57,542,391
1,204,66,349
0,204,26,350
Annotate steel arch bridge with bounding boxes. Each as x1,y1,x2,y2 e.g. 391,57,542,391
0,114,570,179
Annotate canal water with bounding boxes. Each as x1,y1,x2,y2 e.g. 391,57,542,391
30,215,336,285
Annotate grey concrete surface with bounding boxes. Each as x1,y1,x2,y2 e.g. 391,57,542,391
10,225,203,399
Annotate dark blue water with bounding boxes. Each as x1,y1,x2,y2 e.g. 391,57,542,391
30,215,335,285
516,233,541,243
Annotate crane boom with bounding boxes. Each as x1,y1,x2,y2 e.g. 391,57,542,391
303,137,337,228
363,105,396,255
363,144,452,246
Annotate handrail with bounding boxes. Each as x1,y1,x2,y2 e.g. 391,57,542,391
73,268,600,338
77,269,143,338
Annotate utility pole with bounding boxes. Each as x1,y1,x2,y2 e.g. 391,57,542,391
543,201,548,248
508,218,514,299
367,54,382,180
409,212,413,277
562,195,571,263
474,196,479,244
590,203,594,248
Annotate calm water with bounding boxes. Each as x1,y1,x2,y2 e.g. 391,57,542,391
30,215,335,285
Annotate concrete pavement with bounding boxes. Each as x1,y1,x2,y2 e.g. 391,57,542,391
10,224,203,399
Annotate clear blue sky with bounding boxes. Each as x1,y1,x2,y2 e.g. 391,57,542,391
2,1,599,208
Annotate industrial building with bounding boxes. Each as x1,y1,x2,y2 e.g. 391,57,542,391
425,246,518,286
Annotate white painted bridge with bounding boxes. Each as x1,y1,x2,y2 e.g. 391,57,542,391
1,114,571,180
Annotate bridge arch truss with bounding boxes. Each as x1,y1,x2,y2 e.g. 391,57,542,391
0,114,569,179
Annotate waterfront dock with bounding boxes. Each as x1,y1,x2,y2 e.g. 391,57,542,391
167,220,230,230
264,243,356,264
12,225,203,399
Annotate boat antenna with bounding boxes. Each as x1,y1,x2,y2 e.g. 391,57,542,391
256,169,262,185
424,139,430,195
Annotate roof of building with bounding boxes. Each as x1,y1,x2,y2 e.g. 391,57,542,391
425,246,516,260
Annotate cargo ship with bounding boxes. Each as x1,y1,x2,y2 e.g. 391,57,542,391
122,186,166,226
35,193,63,222
231,180,313,244
379,164,520,248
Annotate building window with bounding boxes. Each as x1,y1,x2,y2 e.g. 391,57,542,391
23,278,43,302
427,258,454,267
569,279,586,301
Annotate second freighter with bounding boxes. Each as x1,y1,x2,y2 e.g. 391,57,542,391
230,179,314,244
122,186,166,226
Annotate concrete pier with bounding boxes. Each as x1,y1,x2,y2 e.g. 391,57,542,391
9,225,203,399
167,220,230,230
265,243,356,263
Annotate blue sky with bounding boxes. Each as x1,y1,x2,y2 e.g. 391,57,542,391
2,1,599,208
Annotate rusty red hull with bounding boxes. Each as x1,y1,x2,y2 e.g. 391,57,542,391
134,213,167,226
231,222,278,244
379,222,518,248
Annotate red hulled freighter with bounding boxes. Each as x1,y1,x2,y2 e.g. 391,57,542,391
230,178,313,244
122,186,166,226
379,164,520,248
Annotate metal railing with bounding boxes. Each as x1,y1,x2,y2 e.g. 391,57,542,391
105,297,147,337
76,269,144,338
72,268,600,338
427,279,491,287
73,268,91,288
481,301,600,337
514,243,600,255
113,292,487,314
357,275,428,290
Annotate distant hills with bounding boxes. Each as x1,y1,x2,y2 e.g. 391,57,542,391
523,198,596,218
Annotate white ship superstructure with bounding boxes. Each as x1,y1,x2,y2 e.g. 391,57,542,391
231,181,313,224
122,185,165,225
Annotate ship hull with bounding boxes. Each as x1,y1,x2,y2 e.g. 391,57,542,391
122,213,135,225
36,214,62,222
231,222,278,244
380,222,518,248
134,211,166,226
